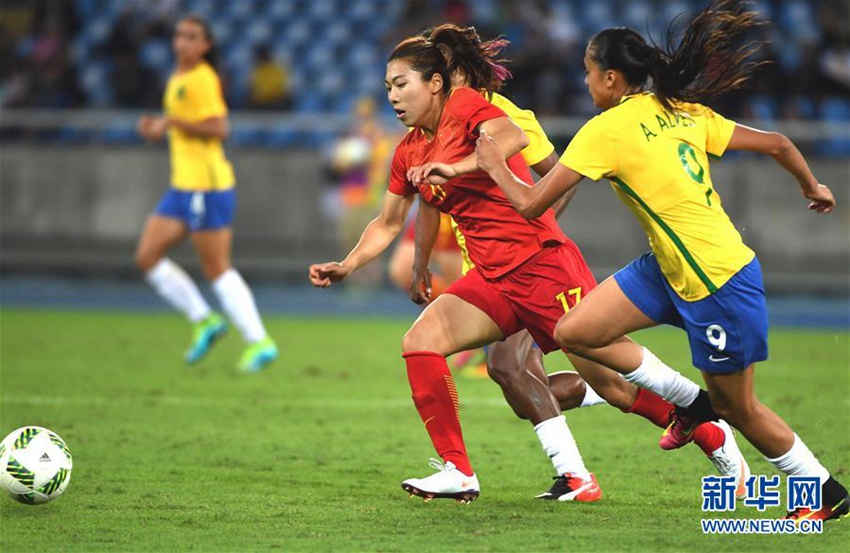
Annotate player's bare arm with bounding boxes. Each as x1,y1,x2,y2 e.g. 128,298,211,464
137,115,228,142
166,116,230,140
407,116,528,185
726,124,835,214
309,191,414,287
531,152,577,218
476,129,583,219
410,200,442,304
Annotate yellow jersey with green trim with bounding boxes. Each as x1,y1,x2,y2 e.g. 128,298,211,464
560,92,754,301
455,92,556,274
163,62,235,191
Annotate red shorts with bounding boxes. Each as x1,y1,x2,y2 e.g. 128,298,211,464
401,215,461,252
444,241,597,353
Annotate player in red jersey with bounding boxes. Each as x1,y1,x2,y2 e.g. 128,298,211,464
310,25,739,503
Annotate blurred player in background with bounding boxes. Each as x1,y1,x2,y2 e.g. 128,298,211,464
135,14,277,373
389,211,462,300
329,96,396,287
475,1,848,522
312,24,743,504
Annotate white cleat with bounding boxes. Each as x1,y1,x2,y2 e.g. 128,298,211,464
707,420,751,501
401,458,480,503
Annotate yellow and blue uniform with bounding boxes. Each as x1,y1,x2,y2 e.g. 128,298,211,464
561,92,767,372
155,61,236,230
453,91,556,274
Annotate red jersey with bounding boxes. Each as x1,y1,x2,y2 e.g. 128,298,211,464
388,87,566,279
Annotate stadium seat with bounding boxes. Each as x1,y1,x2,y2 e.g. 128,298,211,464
748,95,779,123
580,2,616,33
787,96,816,120
777,0,817,42
305,0,339,23
295,94,326,114
266,0,299,22
224,0,256,23
101,122,140,144
80,62,113,108
323,21,352,47
139,39,171,73
817,98,850,157
621,0,654,32
245,20,274,46
347,0,379,23
229,125,262,147
265,126,298,147
210,19,234,45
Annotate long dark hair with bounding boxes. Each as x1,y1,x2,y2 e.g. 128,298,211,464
388,23,511,93
588,0,764,111
181,13,219,71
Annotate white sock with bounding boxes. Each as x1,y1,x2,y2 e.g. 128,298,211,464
211,268,267,344
767,434,830,484
145,258,211,323
533,415,591,479
622,347,700,408
580,381,608,408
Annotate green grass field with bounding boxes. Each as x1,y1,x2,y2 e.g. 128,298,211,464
1,309,848,552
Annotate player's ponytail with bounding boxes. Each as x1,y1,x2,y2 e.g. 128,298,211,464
182,14,220,72
427,24,511,92
588,0,765,111
389,24,510,94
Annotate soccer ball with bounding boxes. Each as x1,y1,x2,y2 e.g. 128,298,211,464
0,426,73,505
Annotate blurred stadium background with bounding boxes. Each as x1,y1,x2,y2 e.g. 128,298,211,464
0,0,848,304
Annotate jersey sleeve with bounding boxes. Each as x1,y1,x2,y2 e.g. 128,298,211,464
559,115,616,181
387,145,416,196
489,93,555,167
192,66,228,120
450,88,509,140
703,107,737,158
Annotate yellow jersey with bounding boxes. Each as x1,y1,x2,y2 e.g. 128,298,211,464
455,92,556,274
163,62,235,191
560,92,754,301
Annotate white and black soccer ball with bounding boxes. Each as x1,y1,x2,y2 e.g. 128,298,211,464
0,426,73,505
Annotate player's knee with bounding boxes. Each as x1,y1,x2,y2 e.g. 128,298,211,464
709,394,758,427
549,373,586,411
201,260,229,282
401,324,439,354
554,317,608,353
487,348,516,385
135,248,159,273
485,355,515,384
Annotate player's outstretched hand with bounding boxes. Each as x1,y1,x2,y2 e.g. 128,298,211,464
408,162,457,186
309,262,350,287
137,115,154,139
137,115,168,142
805,184,835,214
409,264,433,305
475,129,505,173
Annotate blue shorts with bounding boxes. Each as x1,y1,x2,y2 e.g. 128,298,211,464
614,252,769,373
154,189,236,231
